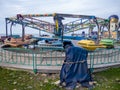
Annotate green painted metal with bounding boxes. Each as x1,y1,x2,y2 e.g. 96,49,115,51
89,48,120,69
0,47,120,73
100,38,114,46
0,48,33,65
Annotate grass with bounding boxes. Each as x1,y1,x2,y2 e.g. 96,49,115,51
0,67,120,90
93,67,120,90
0,67,62,90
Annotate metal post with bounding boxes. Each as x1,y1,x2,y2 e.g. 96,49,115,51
10,22,13,36
61,26,64,43
94,18,100,44
22,23,25,41
108,21,111,39
33,53,37,74
5,18,8,37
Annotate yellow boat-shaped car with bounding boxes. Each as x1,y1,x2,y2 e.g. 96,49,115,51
77,40,106,51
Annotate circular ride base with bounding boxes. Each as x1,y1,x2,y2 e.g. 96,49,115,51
0,47,120,73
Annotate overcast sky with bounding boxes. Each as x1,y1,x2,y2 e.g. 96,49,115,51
0,0,120,34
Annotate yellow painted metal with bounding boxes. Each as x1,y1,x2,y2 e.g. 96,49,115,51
110,18,118,23
77,40,106,51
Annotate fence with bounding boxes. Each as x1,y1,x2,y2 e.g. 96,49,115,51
89,48,120,72
0,47,120,73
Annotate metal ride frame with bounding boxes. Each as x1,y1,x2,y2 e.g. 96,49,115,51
5,13,108,42
3,13,120,73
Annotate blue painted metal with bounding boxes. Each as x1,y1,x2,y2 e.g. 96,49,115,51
5,13,104,37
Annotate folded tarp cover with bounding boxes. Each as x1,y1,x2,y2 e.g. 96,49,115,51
60,43,92,89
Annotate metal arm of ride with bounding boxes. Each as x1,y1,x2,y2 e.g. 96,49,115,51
5,13,107,41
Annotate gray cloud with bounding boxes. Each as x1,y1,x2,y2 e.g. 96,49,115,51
0,0,120,34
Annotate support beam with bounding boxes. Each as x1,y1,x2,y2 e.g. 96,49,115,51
5,18,8,37
22,23,25,41
10,22,13,36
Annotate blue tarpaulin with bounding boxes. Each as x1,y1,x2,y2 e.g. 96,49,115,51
60,44,92,89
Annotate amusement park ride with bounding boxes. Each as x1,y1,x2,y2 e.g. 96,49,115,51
3,13,120,50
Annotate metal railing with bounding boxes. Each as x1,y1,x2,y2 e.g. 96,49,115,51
0,48,33,65
0,47,120,73
89,48,120,67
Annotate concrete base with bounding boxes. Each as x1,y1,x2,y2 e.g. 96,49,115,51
0,62,120,73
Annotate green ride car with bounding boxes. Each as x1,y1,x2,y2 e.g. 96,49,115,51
100,38,114,48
